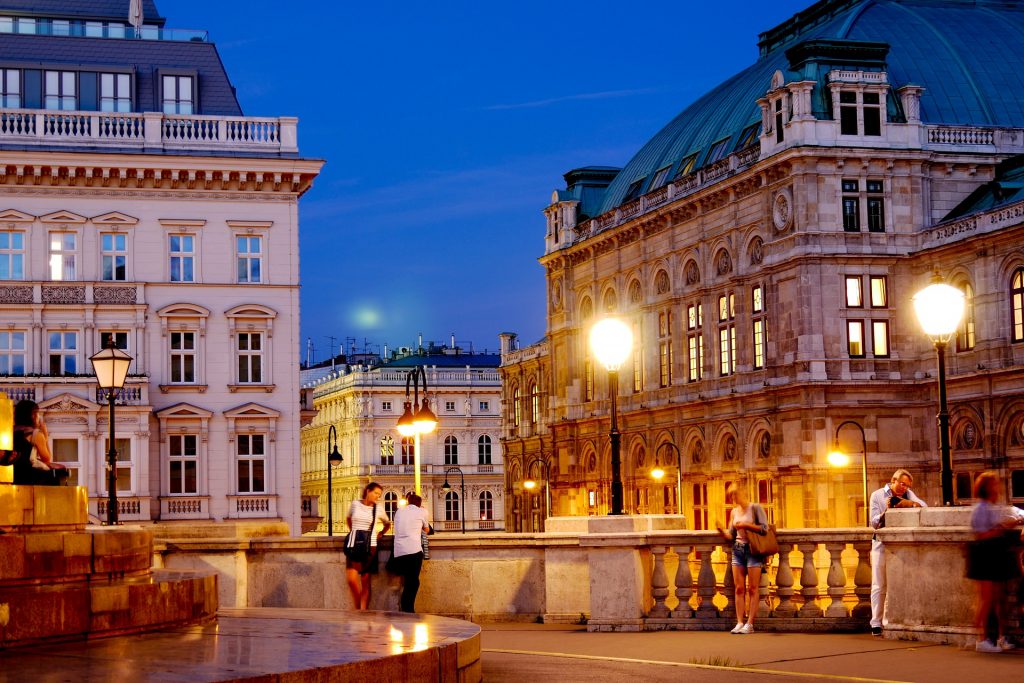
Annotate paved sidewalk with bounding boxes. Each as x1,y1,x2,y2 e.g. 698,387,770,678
480,624,1023,682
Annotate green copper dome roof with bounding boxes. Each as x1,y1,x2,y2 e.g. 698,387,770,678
597,0,1024,215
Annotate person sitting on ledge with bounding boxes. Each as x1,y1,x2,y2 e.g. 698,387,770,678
12,399,67,486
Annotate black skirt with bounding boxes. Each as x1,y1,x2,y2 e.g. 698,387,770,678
967,534,1023,582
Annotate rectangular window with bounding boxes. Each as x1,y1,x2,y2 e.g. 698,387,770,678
752,284,766,370
170,331,196,383
99,331,128,351
478,401,489,412
687,303,703,381
706,137,732,164
44,70,76,110
650,166,671,189
584,357,594,401
49,232,76,280
100,73,131,112
85,21,103,37
658,310,672,387
718,294,736,376
753,319,765,370
101,437,132,492
692,482,709,531
162,75,194,115
847,320,865,357
0,231,24,279
0,68,20,108
632,322,643,393
872,320,890,357
237,434,266,494
839,91,858,135
48,331,77,374
869,276,887,307
843,198,860,232
237,332,263,383
382,401,392,412
863,92,881,136
675,153,698,178
444,400,455,412
52,438,80,487
0,330,26,374
845,276,863,307
736,123,760,150
622,178,645,203
51,19,70,36
101,233,127,281
774,99,784,143
169,434,198,495
169,234,194,282
867,180,885,232
236,236,262,283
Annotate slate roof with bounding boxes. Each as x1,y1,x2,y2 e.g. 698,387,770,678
380,353,501,370
0,0,164,24
945,154,1024,219
595,0,1024,216
0,32,242,116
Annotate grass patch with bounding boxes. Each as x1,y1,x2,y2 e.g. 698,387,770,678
688,655,742,668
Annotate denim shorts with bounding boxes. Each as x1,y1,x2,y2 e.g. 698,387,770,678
731,541,765,569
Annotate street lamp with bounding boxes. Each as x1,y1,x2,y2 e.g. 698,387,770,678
326,424,343,536
912,281,966,506
89,339,132,525
651,441,682,515
396,366,437,495
827,421,868,526
523,457,551,530
441,465,465,533
589,317,632,515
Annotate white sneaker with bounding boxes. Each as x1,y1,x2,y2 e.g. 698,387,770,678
739,623,754,635
996,637,1016,651
730,622,744,634
975,640,1001,653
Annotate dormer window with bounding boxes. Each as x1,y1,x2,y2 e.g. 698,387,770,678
839,89,883,136
162,75,194,115
1,69,20,108
863,93,881,135
675,153,698,179
100,73,131,112
623,178,645,203
45,70,76,110
650,166,672,190
0,17,36,34
774,98,785,142
736,124,760,150
706,137,732,164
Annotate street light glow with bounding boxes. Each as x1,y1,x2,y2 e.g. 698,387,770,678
912,283,965,341
827,450,850,467
523,479,537,491
650,466,665,480
589,318,633,371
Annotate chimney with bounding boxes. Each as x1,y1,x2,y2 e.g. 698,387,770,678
499,332,518,356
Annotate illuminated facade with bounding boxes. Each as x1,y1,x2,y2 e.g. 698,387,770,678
502,0,1024,531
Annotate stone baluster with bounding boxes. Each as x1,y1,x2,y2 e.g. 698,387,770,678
798,542,822,617
824,542,849,617
671,545,694,619
774,542,797,616
852,540,872,618
695,541,718,618
722,549,736,621
649,545,670,618
758,564,771,618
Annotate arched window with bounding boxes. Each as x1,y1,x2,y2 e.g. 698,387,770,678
478,435,492,465
512,386,521,428
444,435,459,465
530,382,540,425
479,491,493,521
380,435,394,465
383,491,399,519
957,282,976,352
400,436,415,465
1012,268,1024,342
445,491,460,522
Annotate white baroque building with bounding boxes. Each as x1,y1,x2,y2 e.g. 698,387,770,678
301,347,505,533
0,0,321,532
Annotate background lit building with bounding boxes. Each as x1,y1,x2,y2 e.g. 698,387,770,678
502,0,1024,531
0,0,321,531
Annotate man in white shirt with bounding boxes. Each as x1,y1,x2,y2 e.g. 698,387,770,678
391,493,431,612
869,468,926,635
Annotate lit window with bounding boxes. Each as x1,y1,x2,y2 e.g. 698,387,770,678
512,386,521,427
237,332,263,383
101,233,127,281
872,320,890,357
752,285,766,370
847,320,865,357
845,276,862,307
584,356,594,401
169,434,198,495
169,234,194,282
675,153,698,178
632,321,643,393
100,73,131,112
0,231,24,279
400,437,415,465
49,232,76,280
162,75,194,115
658,310,673,387
957,283,976,352
0,69,20,108
718,293,736,376
444,436,458,465
236,236,262,283
478,435,492,465
736,124,760,149
236,434,266,493
44,70,76,110
1013,269,1024,342
0,331,26,374
170,331,196,383
380,435,394,465
687,302,704,381
48,330,77,374
869,276,887,307
479,491,494,521
530,383,540,424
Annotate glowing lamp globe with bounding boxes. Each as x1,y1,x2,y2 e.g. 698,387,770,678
89,344,132,389
523,479,537,491
589,318,633,371
413,399,438,434
827,450,850,467
912,283,965,342
650,466,666,480
396,401,417,437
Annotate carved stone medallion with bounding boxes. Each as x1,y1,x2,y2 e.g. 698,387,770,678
772,187,794,233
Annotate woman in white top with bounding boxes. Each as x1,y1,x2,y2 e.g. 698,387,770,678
391,492,431,612
345,482,391,610
718,483,769,634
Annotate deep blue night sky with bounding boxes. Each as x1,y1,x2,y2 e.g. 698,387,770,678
168,0,809,361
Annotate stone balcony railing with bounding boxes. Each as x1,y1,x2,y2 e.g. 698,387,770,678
0,376,149,406
0,108,298,155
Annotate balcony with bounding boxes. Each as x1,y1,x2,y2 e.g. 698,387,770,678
1,21,207,42
1,375,149,406
0,108,297,155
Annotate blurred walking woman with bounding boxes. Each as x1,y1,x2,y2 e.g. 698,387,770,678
345,482,391,610
12,400,66,485
718,483,768,634
968,471,1024,653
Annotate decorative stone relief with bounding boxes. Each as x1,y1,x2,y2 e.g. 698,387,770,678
0,285,33,303
685,260,701,285
715,249,732,276
42,285,85,304
655,270,670,295
690,440,705,465
956,421,980,450
628,280,642,306
602,288,617,312
94,286,137,304
722,434,737,462
749,236,764,265
550,279,563,312
772,187,794,233
586,452,597,473
757,432,771,460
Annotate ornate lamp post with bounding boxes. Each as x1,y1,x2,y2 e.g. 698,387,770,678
89,339,132,525
589,318,633,515
396,366,437,495
651,441,682,515
325,424,343,536
912,281,965,506
522,456,551,529
827,421,869,526
441,465,465,533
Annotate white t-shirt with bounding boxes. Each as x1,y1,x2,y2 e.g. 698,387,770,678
347,501,389,548
393,505,430,557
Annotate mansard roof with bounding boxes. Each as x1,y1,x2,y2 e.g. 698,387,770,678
595,0,1024,216
946,154,1024,219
